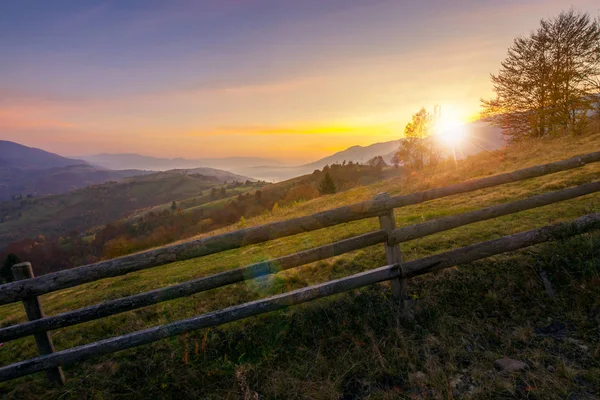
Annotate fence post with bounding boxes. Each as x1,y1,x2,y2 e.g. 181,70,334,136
374,193,411,318
11,262,65,385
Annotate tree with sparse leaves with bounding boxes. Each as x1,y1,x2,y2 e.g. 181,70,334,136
481,10,600,140
393,106,442,170
171,201,177,211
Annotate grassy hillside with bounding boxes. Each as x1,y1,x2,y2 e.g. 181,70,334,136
0,171,227,249
1,132,599,399
126,182,260,221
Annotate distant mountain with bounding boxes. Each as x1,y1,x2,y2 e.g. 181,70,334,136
0,142,255,201
0,164,152,201
301,140,402,169
246,121,505,181
0,140,85,169
0,141,150,201
80,153,282,172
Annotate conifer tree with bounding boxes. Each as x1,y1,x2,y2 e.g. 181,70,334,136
319,172,337,195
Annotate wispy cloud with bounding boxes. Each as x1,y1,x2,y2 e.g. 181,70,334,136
0,107,76,130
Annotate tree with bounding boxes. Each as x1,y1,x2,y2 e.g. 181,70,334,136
481,10,600,140
171,201,177,211
1,254,20,283
254,190,262,201
366,156,387,169
393,106,442,170
220,187,227,197
366,156,387,177
391,153,401,168
319,172,337,195
211,187,218,199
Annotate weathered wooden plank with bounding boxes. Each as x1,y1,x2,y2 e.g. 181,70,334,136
2,181,599,342
399,213,600,278
1,213,597,382
389,181,600,244
375,193,406,301
0,231,387,342
0,151,598,305
10,263,65,385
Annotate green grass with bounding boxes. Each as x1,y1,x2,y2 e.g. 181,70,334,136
1,132,600,399
126,185,261,221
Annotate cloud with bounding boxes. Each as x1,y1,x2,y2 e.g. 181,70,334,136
0,107,76,130
186,121,398,137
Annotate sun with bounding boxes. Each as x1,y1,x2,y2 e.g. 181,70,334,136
434,109,466,146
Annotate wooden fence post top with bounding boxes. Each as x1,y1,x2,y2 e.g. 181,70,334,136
374,192,390,199
12,262,33,270
12,262,32,268
12,262,34,280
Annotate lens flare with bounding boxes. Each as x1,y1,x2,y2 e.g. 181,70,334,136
434,113,465,146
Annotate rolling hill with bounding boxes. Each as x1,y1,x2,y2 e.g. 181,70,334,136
0,140,86,170
0,142,150,201
0,170,240,249
0,142,256,201
80,153,282,172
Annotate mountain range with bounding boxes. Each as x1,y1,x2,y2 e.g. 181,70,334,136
0,141,252,201
80,153,282,172
75,121,504,182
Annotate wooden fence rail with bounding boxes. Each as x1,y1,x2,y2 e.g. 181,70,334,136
0,151,598,306
1,213,598,382
1,180,598,343
0,151,599,384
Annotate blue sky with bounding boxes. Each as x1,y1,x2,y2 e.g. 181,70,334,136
1,0,597,162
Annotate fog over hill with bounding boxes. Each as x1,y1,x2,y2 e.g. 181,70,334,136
246,121,505,181
75,121,504,183
80,153,283,172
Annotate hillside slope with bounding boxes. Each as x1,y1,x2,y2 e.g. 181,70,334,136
0,141,152,201
0,141,84,169
0,132,599,399
0,171,227,249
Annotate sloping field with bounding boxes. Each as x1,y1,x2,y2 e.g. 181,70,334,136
1,132,599,399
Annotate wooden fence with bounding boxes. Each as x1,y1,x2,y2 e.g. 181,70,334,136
0,151,599,384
